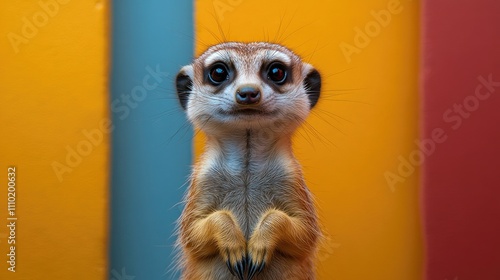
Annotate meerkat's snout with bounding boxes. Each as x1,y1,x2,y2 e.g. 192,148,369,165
235,85,261,105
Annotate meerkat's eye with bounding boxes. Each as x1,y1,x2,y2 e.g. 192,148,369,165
267,62,287,85
208,63,229,85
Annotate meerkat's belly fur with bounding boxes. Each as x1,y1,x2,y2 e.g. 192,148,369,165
175,42,322,280
180,131,319,280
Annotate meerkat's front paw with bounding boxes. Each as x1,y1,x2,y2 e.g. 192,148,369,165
219,233,247,280
247,234,272,280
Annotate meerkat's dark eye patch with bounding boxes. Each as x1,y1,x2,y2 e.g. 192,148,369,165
175,72,192,110
267,62,288,85
207,62,230,85
304,69,321,108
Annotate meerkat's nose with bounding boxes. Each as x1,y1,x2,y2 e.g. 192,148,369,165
235,86,261,105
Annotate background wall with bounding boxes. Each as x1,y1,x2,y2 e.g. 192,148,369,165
195,0,422,279
422,0,500,279
0,1,109,279
6,0,499,279
109,1,193,280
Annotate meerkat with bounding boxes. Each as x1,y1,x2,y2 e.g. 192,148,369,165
175,42,322,280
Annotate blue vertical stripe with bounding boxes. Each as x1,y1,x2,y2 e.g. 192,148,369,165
110,1,193,279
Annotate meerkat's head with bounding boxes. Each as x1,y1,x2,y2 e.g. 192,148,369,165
175,42,321,135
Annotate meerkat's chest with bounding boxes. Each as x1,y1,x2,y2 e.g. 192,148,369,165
199,157,297,236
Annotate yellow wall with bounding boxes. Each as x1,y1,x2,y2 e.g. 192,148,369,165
195,0,422,279
0,1,109,279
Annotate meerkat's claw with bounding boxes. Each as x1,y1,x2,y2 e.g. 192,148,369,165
247,235,269,280
224,245,246,280
247,257,266,280
247,265,257,280
247,262,263,280
235,259,246,280
259,262,265,273
226,259,236,276
226,257,245,280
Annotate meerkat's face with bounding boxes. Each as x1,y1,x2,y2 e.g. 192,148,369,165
175,42,321,134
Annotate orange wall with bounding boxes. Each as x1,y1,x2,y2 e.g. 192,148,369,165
0,1,109,279
195,0,422,279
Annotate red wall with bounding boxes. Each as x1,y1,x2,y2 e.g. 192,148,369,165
422,0,500,279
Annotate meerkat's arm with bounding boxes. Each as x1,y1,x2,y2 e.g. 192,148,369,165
247,208,318,278
180,187,247,279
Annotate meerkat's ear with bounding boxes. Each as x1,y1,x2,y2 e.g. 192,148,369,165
175,65,194,110
302,63,321,109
